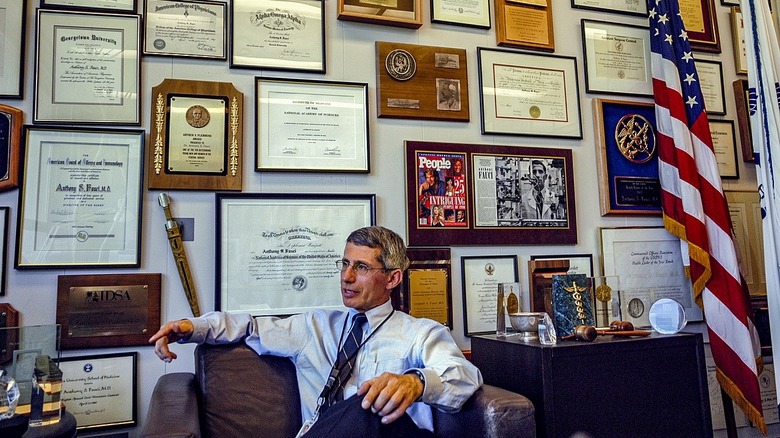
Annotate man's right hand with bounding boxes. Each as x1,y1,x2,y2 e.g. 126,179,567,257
148,319,194,362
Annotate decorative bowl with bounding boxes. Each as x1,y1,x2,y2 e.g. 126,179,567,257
508,312,544,340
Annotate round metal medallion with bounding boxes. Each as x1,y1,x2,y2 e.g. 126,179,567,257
385,49,416,81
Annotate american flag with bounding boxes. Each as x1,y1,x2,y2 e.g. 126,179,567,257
648,0,766,432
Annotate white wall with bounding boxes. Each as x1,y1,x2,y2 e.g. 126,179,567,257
0,1,758,436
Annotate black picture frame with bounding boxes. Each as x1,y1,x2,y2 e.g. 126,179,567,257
142,0,227,60
461,254,519,336
570,0,647,17
40,0,138,13
695,59,727,116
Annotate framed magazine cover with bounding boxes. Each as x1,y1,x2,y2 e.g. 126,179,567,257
405,140,576,246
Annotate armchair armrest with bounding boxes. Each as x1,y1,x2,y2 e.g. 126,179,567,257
433,384,535,438
141,372,202,438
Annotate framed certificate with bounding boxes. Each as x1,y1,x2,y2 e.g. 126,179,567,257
255,78,369,172
478,47,582,138
430,0,490,29
0,105,22,193
733,79,753,162
0,0,26,99
40,0,138,13
581,20,652,97
725,190,766,296
338,0,422,29
461,255,519,336
593,98,661,216
143,0,227,59
216,193,376,316
696,59,726,115
494,0,554,51
16,127,144,269
730,7,747,75
148,78,243,191
571,0,647,16
709,120,739,179
679,0,720,53
231,0,325,73
59,352,137,431
34,10,141,125
397,248,453,328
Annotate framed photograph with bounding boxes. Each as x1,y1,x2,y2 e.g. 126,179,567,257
338,0,422,29
405,140,577,246
148,78,243,191
216,193,376,316
571,0,647,16
143,0,227,59
731,7,747,75
696,59,726,115
478,47,582,138
0,105,22,193
530,254,593,277
34,10,141,125
494,0,554,51
376,42,470,122
16,127,144,269
593,98,662,216
733,79,754,162
581,20,652,97
680,0,720,53
395,248,453,328
59,352,137,432
255,78,369,172
0,208,8,296
41,0,137,13
461,255,519,336
430,0,490,28
600,226,704,327
0,0,26,99
231,0,325,73
56,274,161,349
709,120,739,179
725,190,766,296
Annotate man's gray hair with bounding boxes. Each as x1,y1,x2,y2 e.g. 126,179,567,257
347,226,410,271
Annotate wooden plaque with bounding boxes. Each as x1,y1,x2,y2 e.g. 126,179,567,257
376,42,470,122
148,78,243,191
56,273,161,349
527,259,569,314
0,303,19,365
495,0,554,52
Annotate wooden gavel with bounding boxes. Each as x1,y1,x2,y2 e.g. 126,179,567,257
562,321,651,342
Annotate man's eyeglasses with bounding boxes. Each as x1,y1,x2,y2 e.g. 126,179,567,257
335,260,388,276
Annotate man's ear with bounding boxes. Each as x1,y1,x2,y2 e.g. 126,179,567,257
385,269,403,290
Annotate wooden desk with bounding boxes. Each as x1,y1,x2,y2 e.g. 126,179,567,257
471,333,712,438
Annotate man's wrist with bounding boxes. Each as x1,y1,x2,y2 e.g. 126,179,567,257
405,369,426,401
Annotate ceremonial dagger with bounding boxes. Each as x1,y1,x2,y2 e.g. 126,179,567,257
158,193,201,317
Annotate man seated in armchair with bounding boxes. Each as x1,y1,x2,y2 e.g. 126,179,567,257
150,226,482,438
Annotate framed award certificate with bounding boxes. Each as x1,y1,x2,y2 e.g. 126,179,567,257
461,255,519,336
430,0,490,28
16,127,144,269
34,10,141,125
41,0,138,13
709,120,739,179
696,59,726,115
571,0,647,16
0,0,26,99
143,0,227,59
581,20,652,97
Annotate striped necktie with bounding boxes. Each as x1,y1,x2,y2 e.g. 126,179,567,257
324,313,367,410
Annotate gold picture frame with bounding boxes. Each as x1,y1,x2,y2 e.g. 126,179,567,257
494,0,554,52
338,0,422,29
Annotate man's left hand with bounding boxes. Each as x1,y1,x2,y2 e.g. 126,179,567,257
357,372,423,424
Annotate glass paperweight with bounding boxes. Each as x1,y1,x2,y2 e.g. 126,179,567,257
0,370,20,420
538,312,557,346
648,298,687,334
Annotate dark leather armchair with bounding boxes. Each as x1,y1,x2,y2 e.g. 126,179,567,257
141,343,535,438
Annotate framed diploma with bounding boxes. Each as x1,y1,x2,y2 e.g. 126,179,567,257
725,190,766,296
478,47,582,138
231,0,325,73
40,0,138,13
34,10,141,125
709,120,739,179
679,0,720,53
59,352,137,431
733,79,754,162
600,226,704,326
461,255,519,336
571,0,647,16
338,0,422,29
405,140,577,246
430,0,490,29
581,20,652,97
696,59,726,115
730,7,747,75
56,274,162,349
0,105,22,193
148,78,243,191
255,78,369,172
396,248,453,328
376,42,470,122
16,127,144,269
0,0,26,99
593,98,662,216
494,0,553,51
216,193,376,316
143,0,227,59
